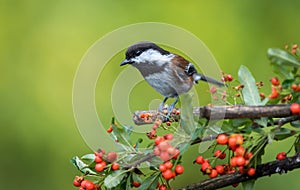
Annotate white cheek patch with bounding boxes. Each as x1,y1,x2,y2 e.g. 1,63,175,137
133,49,174,66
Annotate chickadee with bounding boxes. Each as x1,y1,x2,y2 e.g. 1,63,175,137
120,41,225,113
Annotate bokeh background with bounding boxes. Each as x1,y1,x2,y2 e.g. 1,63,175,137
1,0,300,189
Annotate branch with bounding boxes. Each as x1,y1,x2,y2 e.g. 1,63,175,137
179,153,300,190
133,104,292,125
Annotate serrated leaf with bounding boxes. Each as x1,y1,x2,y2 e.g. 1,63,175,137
267,48,300,67
180,93,196,135
70,156,96,175
138,173,160,190
104,170,128,189
238,65,262,106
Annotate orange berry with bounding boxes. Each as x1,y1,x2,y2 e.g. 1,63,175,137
247,167,256,176
195,156,205,164
216,134,228,145
290,103,300,114
209,169,218,178
175,165,184,175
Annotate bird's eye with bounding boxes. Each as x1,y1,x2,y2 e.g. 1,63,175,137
135,50,142,56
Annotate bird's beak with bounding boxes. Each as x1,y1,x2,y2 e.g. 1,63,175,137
120,59,132,66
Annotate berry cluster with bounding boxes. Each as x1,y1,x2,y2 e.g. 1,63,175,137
72,150,120,189
285,44,299,55
159,161,184,180
194,134,255,187
153,134,180,162
94,150,118,172
73,176,99,190
268,77,281,99
221,73,234,82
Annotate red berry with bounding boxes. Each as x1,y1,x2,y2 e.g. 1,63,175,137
235,156,246,166
290,103,300,114
106,152,117,162
214,150,226,159
94,156,103,163
164,134,173,140
195,156,205,164
159,164,167,172
132,181,141,187
95,163,105,172
215,165,224,174
160,151,172,161
210,86,217,94
209,169,218,178
155,136,164,145
159,184,167,190
244,152,253,160
230,157,237,167
227,74,233,82
235,146,245,156
167,147,176,156
153,147,160,156
234,134,244,145
164,161,173,169
175,165,184,175
73,179,81,187
216,134,228,145
276,152,287,160
247,167,256,176
291,84,298,91
172,148,180,159
158,141,170,152
85,181,95,190
228,137,237,150
111,162,120,170
269,87,279,99
270,77,280,86
201,161,211,172
107,126,113,133
162,169,173,180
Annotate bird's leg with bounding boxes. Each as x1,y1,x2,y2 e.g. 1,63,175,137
167,97,179,116
158,97,168,112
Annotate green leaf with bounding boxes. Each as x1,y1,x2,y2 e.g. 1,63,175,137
267,48,300,67
111,125,135,151
232,118,251,128
274,128,296,140
104,170,128,189
238,65,263,106
180,93,196,135
291,121,300,128
294,135,300,153
138,173,160,190
238,65,267,127
242,180,255,190
271,64,294,79
70,156,96,175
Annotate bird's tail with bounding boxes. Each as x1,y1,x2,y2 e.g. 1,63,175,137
193,73,226,87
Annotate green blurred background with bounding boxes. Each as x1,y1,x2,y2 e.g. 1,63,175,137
1,0,300,189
